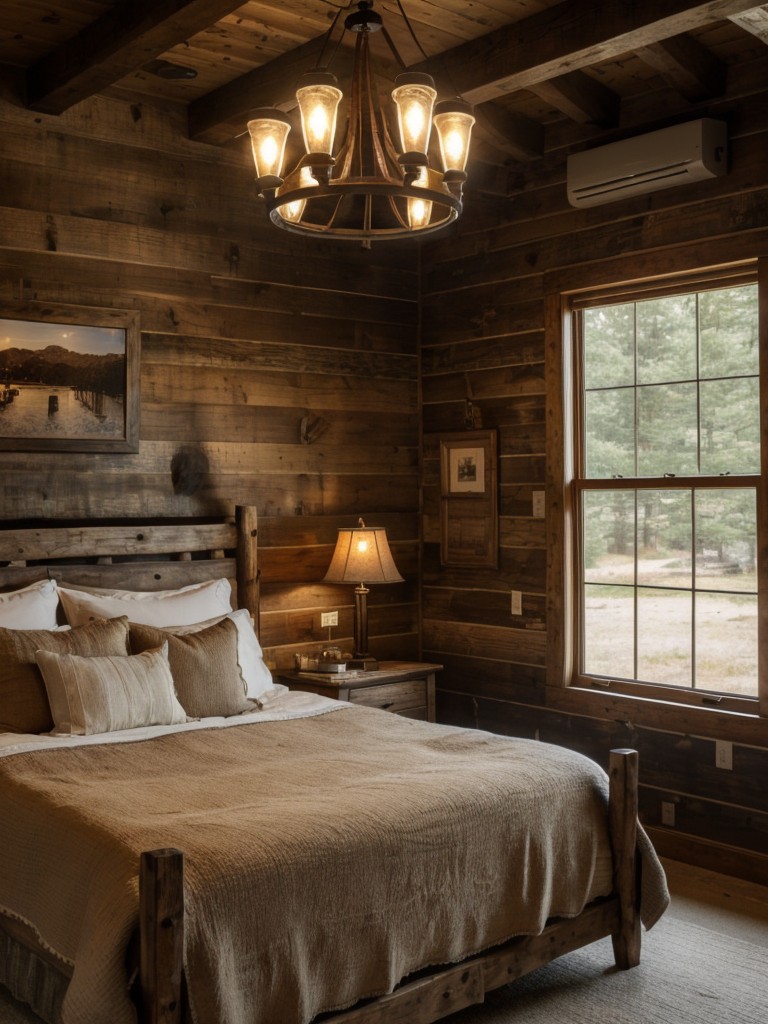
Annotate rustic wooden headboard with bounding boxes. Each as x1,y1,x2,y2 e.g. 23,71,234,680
0,504,259,629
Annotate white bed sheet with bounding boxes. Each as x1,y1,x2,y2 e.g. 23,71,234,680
0,685,344,758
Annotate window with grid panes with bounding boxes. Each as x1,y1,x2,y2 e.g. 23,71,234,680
571,273,762,706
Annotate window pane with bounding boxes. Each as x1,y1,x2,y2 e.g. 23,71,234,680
637,587,692,686
700,377,760,474
695,489,757,593
583,490,634,585
577,280,759,699
583,583,634,679
637,383,697,476
637,490,691,589
699,284,759,380
637,294,696,384
584,389,635,477
583,303,634,388
695,592,757,696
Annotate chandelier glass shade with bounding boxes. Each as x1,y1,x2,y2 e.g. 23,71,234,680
247,0,475,245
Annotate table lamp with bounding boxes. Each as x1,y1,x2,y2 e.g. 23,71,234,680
324,518,403,669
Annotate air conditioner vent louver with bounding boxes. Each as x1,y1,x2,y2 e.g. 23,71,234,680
566,119,727,208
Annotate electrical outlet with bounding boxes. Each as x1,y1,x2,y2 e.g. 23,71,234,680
715,740,733,770
320,611,338,628
532,491,545,518
510,590,522,616
661,801,675,827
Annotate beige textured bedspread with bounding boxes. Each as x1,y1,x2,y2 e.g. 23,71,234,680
0,707,668,1024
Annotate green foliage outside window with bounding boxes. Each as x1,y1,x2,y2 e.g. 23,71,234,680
578,283,759,697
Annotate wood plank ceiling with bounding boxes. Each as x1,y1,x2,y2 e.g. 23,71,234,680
1,0,767,193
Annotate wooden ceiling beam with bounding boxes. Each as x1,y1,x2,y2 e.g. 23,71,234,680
188,34,341,146
185,0,761,148
636,33,728,101
409,0,763,105
472,103,544,162
528,71,621,128
729,4,768,42
26,0,248,115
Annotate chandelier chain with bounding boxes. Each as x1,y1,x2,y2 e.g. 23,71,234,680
315,1,350,70
393,0,431,63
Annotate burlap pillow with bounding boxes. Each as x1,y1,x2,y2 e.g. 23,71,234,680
36,642,187,736
0,616,131,734
129,616,256,719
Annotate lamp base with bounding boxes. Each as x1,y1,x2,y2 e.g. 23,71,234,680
347,656,379,671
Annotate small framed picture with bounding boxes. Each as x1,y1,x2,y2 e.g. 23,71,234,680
439,429,498,567
0,301,140,453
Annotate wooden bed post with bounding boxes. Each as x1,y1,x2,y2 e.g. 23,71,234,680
236,504,260,632
608,748,641,969
139,848,185,1024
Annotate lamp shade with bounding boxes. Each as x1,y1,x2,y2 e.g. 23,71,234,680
246,109,291,189
407,165,432,229
296,71,343,156
433,99,475,174
392,73,437,158
324,521,403,586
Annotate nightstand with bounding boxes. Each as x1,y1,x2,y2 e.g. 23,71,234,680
275,661,442,722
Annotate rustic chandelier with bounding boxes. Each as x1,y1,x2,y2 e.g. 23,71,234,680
246,0,475,246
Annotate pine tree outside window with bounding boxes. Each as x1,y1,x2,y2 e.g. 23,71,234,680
571,273,762,706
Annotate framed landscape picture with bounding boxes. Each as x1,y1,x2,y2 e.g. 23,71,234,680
0,302,140,453
438,429,498,568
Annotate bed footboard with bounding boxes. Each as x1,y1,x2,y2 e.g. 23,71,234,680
136,748,641,1024
608,747,641,968
139,849,185,1024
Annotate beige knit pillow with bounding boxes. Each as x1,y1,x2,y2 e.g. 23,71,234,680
36,642,188,736
129,616,256,719
0,616,131,734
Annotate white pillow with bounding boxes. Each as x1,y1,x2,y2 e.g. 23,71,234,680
57,578,233,628
36,642,188,736
158,608,274,700
0,579,60,630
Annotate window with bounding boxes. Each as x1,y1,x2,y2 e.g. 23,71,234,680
571,273,763,706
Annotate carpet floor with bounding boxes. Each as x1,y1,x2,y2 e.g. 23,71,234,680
449,915,767,1023
2,860,766,1024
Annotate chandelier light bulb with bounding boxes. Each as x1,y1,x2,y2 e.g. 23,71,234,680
434,100,476,174
407,165,432,229
246,110,292,191
296,72,343,155
276,165,316,223
392,73,437,158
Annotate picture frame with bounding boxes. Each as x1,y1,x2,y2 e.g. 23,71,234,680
0,301,140,453
439,429,498,568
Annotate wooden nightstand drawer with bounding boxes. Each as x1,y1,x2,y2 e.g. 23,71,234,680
276,662,442,722
348,679,426,714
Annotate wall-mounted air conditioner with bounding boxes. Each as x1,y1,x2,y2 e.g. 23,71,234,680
566,118,727,208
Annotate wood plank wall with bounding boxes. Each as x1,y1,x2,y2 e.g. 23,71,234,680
420,55,768,884
0,91,421,670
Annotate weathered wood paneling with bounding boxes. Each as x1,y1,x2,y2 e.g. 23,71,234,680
421,62,768,883
0,90,420,669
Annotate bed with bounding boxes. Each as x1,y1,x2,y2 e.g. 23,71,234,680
0,505,669,1024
